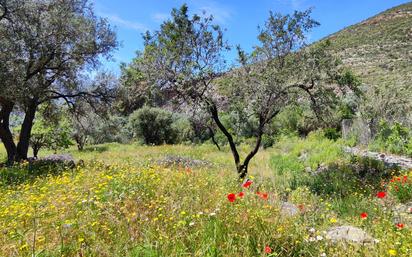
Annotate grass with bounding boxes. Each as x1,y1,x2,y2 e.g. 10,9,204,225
1,133,412,256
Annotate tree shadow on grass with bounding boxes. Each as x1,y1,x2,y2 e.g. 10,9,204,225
0,161,77,186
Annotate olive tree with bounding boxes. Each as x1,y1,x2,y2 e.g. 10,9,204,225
139,6,358,178
0,0,117,163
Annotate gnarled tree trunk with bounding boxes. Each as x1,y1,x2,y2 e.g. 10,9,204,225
16,100,38,161
0,99,17,165
209,102,264,179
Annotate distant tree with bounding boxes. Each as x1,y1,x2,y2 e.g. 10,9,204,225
129,106,177,145
0,0,117,163
140,5,358,178
30,117,73,158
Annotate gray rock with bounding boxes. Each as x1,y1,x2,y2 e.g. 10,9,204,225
392,202,412,226
326,226,375,244
280,202,300,216
298,152,308,162
344,147,412,170
32,154,76,168
42,154,75,163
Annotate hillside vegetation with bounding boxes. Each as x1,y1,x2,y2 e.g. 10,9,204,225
327,2,412,89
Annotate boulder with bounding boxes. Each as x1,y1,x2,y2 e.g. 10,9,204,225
325,225,375,244
392,202,412,226
31,154,76,169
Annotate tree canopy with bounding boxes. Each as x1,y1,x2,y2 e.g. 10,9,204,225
0,0,118,163
137,5,359,178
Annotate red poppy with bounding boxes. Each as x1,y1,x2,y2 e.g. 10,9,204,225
297,204,305,211
238,192,245,198
403,176,408,182
264,245,272,254
227,193,236,203
390,179,395,183
396,177,401,181
257,192,268,200
395,185,399,192
396,223,404,229
360,212,368,219
376,191,386,198
242,180,253,188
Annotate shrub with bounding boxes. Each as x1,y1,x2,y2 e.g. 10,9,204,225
324,128,340,141
129,107,178,145
30,118,73,158
261,134,275,149
371,120,412,156
172,115,195,144
386,174,412,203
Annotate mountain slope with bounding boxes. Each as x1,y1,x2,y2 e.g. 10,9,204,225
326,2,412,89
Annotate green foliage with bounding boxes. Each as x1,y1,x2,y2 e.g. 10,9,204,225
323,128,340,141
128,107,193,145
370,120,412,156
30,118,73,158
261,134,275,149
90,115,132,145
172,115,195,144
387,175,412,203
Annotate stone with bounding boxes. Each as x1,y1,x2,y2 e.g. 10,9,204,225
392,202,412,226
280,202,299,217
325,225,375,244
31,154,76,169
344,147,412,170
42,154,75,163
298,151,308,162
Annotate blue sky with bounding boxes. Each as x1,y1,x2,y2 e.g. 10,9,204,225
94,0,411,73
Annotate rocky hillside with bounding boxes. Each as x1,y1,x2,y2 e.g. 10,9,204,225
326,2,412,89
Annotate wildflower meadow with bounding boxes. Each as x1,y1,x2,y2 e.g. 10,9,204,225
1,133,411,256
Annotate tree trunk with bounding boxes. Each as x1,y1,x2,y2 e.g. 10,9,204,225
237,130,263,179
16,100,38,161
208,103,241,172
0,100,17,165
207,126,221,151
33,146,40,159
209,101,266,179
75,135,87,151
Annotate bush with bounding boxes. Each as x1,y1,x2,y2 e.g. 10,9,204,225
129,107,178,145
30,117,73,158
172,115,195,143
261,134,275,149
370,120,412,156
324,128,340,141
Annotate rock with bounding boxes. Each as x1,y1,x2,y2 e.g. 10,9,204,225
304,167,312,173
298,152,308,162
392,202,412,226
42,154,75,163
31,154,76,169
344,147,412,170
325,226,375,244
280,202,300,217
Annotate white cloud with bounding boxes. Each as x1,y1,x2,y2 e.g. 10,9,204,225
152,13,169,23
99,12,148,32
